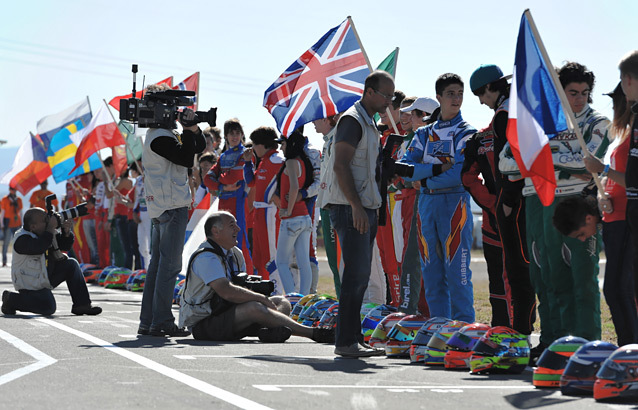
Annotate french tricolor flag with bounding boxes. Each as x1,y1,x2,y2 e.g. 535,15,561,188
506,11,567,206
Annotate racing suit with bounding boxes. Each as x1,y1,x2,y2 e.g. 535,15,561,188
205,143,254,274
251,148,284,294
401,111,476,323
500,103,610,343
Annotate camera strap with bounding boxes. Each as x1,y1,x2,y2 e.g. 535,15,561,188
182,240,238,307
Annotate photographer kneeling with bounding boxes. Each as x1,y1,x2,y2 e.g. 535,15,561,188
1,208,101,316
179,211,334,343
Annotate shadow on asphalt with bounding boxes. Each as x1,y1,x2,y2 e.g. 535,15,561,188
503,390,580,408
225,354,393,374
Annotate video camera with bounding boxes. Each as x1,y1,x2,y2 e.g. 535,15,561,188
379,134,414,226
45,194,88,227
232,273,275,297
119,64,217,129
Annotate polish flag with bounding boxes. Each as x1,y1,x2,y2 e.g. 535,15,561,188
506,12,567,206
70,105,125,173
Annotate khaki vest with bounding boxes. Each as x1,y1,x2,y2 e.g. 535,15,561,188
143,128,192,219
178,242,245,328
11,229,52,291
322,101,382,209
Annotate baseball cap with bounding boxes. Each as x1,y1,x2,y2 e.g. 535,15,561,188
470,64,511,93
400,97,440,114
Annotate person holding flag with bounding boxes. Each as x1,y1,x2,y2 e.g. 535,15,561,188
464,64,536,336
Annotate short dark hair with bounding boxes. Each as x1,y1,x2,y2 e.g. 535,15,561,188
391,90,406,110
198,153,217,165
204,211,234,237
557,62,595,104
249,126,279,150
23,208,45,231
223,118,244,137
103,156,113,167
203,126,222,141
364,70,394,94
619,50,638,79
552,195,599,236
435,73,464,96
401,96,417,107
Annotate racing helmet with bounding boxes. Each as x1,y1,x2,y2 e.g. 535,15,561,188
299,298,338,327
131,271,146,291
384,314,429,357
594,344,638,401
409,317,452,363
290,294,317,321
422,320,468,365
534,336,589,388
360,303,380,322
361,304,398,342
369,312,407,349
296,294,328,323
317,302,339,329
284,293,304,309
104,268,133,289
470,326,530,374
560,340,618,396
444,322,491,369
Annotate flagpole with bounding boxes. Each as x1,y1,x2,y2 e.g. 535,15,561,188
524,9,605,194
347,16,400,134
102,99,145,178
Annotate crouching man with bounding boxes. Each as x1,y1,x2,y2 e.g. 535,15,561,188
179,211,334,343
1,208,102,316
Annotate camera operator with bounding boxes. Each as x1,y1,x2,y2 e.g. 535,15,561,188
179,211,335,343
139,83,206,337
1,207,102,316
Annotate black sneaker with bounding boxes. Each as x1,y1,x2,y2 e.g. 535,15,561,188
258,326,292,343
137,325,150,335
149,323,191,337
530,342,549,365
2,290,16,315
312,327,335,343
71,304,102,316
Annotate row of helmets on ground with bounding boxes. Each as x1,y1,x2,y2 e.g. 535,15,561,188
286,295,638,402
80,264,186,304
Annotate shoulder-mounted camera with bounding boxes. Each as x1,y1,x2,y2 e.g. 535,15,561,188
119,64,217,129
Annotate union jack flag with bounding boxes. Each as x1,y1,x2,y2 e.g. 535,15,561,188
263,18,370,137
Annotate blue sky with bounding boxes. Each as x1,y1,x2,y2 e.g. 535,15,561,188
0,0,636,193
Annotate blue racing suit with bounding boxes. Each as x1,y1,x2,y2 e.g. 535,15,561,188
401,111,476,322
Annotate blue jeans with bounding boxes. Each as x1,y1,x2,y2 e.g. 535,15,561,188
7,258,91,315
82,219,99,265
329,204,377,347
114,215,133,269
2,225,17,265
140,207,188,329
276,215,312,294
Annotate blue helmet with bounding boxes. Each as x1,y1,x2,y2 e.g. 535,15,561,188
409,317,452,363
299,299,338,327
361,304,398,342
560,340,618,396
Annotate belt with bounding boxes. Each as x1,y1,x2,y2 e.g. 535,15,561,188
253,201,276,209
421,186,463,195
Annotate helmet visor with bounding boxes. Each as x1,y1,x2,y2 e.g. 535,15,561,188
597,360,628,381
537,349,570,370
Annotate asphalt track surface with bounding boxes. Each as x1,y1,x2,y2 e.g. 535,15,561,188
0,258,630,409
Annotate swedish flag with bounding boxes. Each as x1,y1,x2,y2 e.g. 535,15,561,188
47,119,102,183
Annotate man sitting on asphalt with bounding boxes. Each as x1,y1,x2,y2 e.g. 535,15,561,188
178,210,334,343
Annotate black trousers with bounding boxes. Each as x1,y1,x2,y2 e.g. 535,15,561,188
495,196,536,335
7,258,91,315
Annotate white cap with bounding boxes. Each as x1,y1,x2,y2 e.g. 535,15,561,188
400,97,439,114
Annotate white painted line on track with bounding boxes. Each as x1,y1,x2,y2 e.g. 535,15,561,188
0,328,57,386
36,318,273,410
253,384,535,392
174,354,351,361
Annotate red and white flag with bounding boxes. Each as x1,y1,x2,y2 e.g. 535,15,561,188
173,72,199,110
70,105,125,173
108,76,174,111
